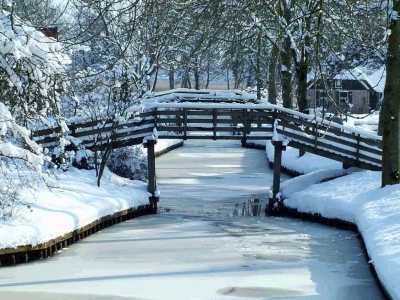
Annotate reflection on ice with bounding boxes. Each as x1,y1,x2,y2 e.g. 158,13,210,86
232,198,264,217
217,286,305,298
159,197,266,218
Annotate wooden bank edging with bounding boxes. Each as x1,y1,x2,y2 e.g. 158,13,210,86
0,140,185,267
0,205,152,266
155,140,184,158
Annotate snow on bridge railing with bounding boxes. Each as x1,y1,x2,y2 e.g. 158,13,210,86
147,101,381,142
273,104,382,142
143,88,257,104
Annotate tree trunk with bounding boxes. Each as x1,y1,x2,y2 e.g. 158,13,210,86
181,68,191,88
169,65,175,89
281,37,294,108
94,147,99,177
246,64,254,88
268,44,279,105
378,101,383,136
297,49,309,113
151,66,158,92
226,67,230,90
97,142,112,187
194,65,200,90
280,0,295,109
206,60,211,89
256,31,262,100
297,20,311,113
382,1,400,187
232,59,243,89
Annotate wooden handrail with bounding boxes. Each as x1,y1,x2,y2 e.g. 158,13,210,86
31,93,382,170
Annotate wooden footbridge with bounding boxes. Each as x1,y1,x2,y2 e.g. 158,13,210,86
32,88,382,212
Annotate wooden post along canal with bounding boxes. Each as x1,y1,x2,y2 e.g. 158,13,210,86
144,138,158,214
268,140,286,215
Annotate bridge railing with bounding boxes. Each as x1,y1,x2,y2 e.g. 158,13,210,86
30,92,383,171
153,103,274,142
272,106,382,170
32,110,156,150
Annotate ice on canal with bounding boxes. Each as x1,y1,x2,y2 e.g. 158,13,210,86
0,141,384,300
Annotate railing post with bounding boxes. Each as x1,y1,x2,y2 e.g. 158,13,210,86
272,109,277,136
70,123,76,136
144,138,158,214
183,108,187,140
241,109,247,146
314,122,318,150
153,107,158,130
257,110,262,128
267,140,286,215
213,108,217,140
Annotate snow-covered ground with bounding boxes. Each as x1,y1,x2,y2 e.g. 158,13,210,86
0,139,180,249
343,111,380,133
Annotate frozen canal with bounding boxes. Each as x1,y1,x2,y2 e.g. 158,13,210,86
0,140,384,299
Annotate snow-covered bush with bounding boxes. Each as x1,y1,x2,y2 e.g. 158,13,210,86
0,10,70,129
0,166,33,221
0,102,45,170
0,102,60,216
72,149,95,170
63,57,153,186
0,10,70,219
0,9,70,168
107,146,148,182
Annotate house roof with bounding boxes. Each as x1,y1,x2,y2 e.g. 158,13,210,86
308,66,386,93
333,66,386,93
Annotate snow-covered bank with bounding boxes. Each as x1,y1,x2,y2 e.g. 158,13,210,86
0,139,182,250
266,144,400,300
266,142,342,174
0,168,150,249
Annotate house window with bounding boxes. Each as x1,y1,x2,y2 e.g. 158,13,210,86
335,79,342,88
321,92,328,106
316,90,328,107
339,91,349,108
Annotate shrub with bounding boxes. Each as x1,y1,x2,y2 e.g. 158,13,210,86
0,162,34,221
107,145,148,181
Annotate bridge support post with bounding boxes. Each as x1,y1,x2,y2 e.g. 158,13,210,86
342,162,352,169
267,140,286,215
183,108,188,140
144,138,158,214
